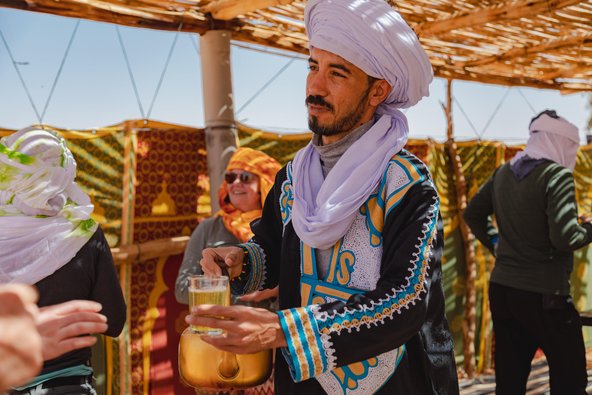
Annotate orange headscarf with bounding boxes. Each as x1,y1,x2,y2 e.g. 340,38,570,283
216,148,281,242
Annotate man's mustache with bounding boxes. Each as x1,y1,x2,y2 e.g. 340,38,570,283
305,96,334,112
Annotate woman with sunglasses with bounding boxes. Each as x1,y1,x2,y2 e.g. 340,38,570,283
175,148,280,395
175,147,280,305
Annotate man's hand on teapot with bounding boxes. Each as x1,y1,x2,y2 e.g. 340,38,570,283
200,246,244,279
186,304,287,354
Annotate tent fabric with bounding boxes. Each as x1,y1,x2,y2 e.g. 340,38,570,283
2,122,590,393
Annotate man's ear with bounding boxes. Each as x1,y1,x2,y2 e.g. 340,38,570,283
369,80,392,107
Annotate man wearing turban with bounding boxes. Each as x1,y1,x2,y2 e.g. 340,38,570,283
465,110,592,394
190,0,459,393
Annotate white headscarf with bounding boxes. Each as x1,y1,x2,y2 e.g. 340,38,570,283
0,127,97,284
292,0,433,249
511,113,580,171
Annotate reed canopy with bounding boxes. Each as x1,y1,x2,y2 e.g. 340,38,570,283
2,0,591,92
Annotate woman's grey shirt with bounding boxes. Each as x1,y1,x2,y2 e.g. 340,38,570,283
174,216,238,303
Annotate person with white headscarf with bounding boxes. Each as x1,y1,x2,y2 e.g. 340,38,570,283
464,110,592,394
190,1,459,393
0,128,127,395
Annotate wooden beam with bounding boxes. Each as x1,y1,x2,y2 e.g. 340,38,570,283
2,0,588,94
415,0,582,36
433,66,566,91
233,29,592,92
233,29,309,53
111,236,189,266
0,0,27,9
203,0,294,21
0,0,237,34
459,32,592,68
542,63,592,80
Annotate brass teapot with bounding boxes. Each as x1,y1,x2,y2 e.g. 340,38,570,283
179,296,274,390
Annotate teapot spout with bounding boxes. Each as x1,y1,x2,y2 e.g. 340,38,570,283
218,351,240,380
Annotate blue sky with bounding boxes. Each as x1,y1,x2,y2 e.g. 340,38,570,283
1,7,591,143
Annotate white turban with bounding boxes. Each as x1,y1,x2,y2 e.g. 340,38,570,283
304,0,433,110
511,113,580,171
291,0,433,250
0,127,97,285
0,127,90,216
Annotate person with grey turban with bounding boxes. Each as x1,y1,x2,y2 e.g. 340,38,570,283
465,110,592,394
191,1,459,394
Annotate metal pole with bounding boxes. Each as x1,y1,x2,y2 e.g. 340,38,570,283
200,30,237,213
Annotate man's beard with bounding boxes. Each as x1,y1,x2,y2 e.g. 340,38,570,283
308,106,365,137
306,87,372,137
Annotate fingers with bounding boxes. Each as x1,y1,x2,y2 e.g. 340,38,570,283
37,307,108,361
185,315,234,331
0,289,43,391
39,300,102,316
200,249,223,276
55,336,98,356
0,285,39,316
58,320,109,339
0,284,38,305
224,249,244,267
0,345,42,391
185,305,247,333
41,311,108,339
190,304,246,319
200,247,245,278
199,329,277,354
239,287,278,302
37,305,107,332
199,335,245,354
40,318,106,361
185,304,284,354
56,311,108,327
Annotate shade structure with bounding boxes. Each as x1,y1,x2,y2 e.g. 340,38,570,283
2,0,591,92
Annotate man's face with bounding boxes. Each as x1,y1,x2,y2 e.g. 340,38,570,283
306,48,375,138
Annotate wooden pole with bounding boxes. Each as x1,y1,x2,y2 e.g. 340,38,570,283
118,120,137,395
203,0,294,21
200,30,238,214
111,236,190,266
443,79,477,378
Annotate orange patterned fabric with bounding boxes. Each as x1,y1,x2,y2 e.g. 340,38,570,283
217,147,281,242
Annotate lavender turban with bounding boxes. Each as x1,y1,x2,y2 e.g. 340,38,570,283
304,0,433,110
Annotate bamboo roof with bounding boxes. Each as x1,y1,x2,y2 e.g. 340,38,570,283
3,0,592,92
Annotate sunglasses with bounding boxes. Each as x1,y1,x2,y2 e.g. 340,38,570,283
224,171,256,184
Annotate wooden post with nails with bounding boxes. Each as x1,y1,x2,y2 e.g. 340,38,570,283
443,79,477,378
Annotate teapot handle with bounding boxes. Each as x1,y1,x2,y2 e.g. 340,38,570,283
214,256,230,278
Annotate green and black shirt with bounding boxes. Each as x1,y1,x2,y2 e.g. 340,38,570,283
464,160,592,296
